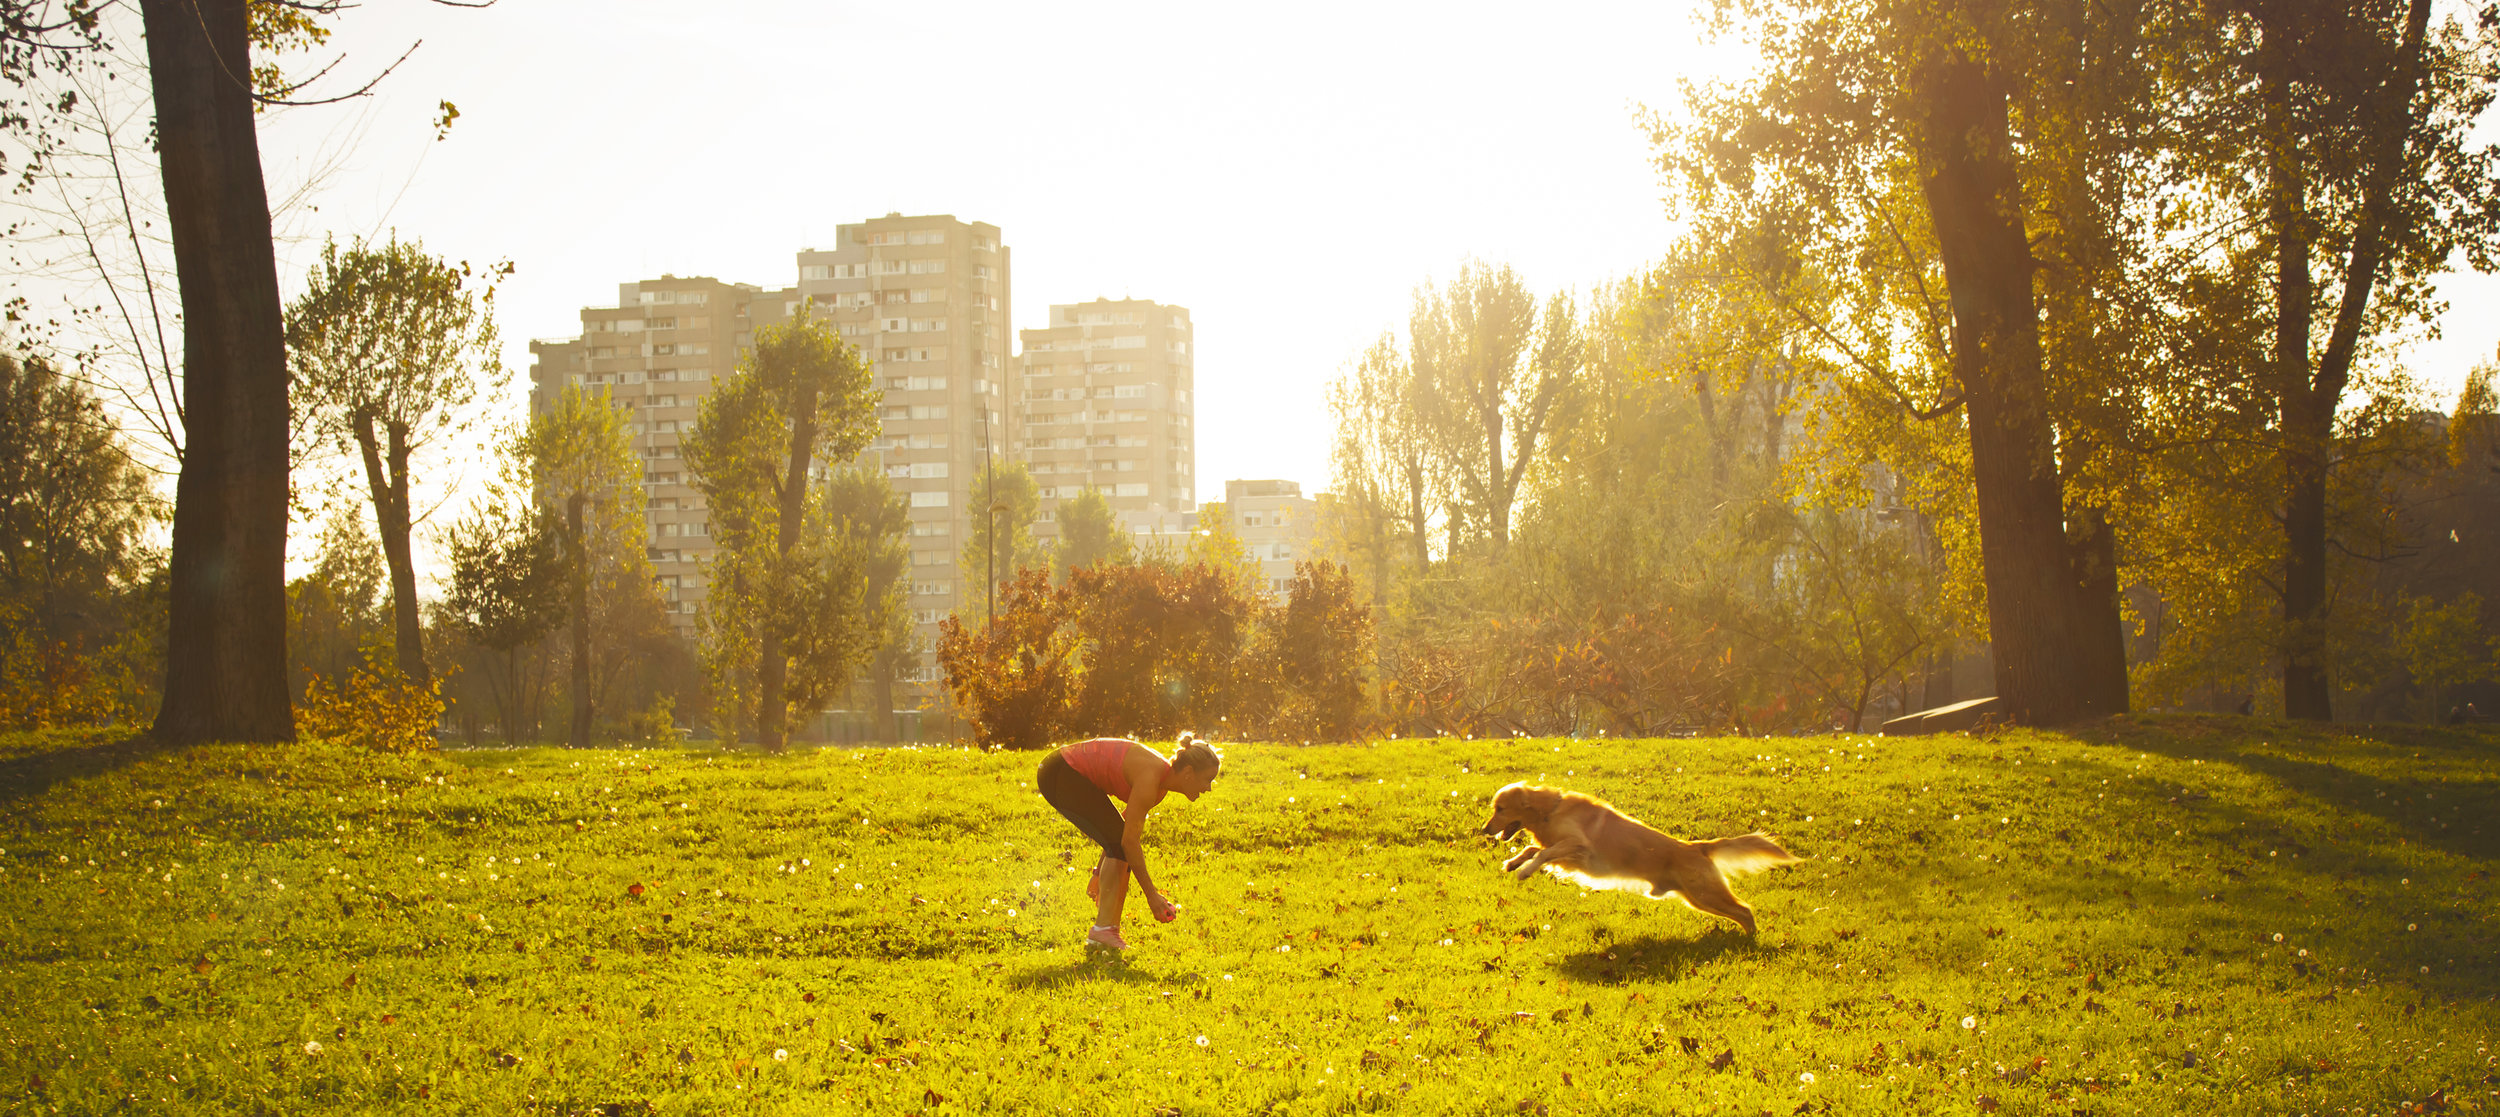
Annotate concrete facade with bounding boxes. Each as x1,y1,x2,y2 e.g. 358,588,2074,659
1013,298,1197,547
1222,478,1317,599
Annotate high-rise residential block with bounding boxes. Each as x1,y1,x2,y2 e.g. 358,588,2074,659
1222,478,1317,599
528,274,761,627
1014,298,1197,546
526,215,1012,664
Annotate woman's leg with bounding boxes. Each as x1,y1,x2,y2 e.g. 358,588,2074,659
1096,854,1130,927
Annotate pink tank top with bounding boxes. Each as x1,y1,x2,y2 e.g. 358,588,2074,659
1063,737,1163,801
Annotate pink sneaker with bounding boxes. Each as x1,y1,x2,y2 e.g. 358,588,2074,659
1085,925,1129,951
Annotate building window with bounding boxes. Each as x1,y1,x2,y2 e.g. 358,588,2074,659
910,523,951,537
800,265,832,280
913,549,950,565
910,491,950,508
912,581,950,596
909,462,949,479
908,258,946,274
1115,483,1147,497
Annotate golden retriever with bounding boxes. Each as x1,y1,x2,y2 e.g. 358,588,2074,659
1478,782,1802,934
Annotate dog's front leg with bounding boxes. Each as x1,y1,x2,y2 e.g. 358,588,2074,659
1511,841,1584,881
1502,845,1542,872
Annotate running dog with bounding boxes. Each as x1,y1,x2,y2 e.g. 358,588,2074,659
1478,782,1802,934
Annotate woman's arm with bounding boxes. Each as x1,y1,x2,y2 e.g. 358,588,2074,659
1118,771,1168,905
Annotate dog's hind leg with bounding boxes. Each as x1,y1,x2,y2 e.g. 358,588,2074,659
1671,869,1759,935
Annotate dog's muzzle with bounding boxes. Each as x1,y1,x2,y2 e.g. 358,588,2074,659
1483,821,1523,841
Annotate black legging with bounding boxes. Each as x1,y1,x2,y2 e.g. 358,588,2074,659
1037,750,1126,861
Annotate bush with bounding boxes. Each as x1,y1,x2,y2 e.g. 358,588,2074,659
1068,559,1255,738
1244,560,1375,741
935,569,1080,749
621,694,686,745
298,660,445,753
939,559,1384,747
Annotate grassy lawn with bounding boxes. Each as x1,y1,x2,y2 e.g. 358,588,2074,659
0,717,2491,1115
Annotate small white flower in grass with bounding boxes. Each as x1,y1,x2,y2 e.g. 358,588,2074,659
1195,1035,1209,1047
855,883,864,891
773,1049,788,1062
1962,1016,1977,1030
2273,933,2283,942
1388,1015,1399,1024
2408,923,2417,931
303,1041,322,1056
1006,909,1017,917
1799,1072,1815,1084
1279,944,1292,953
1222,974,1234,981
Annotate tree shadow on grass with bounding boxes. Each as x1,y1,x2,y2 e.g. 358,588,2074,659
0,728,174,804
1006,953,1203,990
1553,929,1769,985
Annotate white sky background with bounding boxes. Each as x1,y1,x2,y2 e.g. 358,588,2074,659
251,0,2494,526
250,0,1725,510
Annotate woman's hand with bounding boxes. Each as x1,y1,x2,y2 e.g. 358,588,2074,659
1148,893,1181,923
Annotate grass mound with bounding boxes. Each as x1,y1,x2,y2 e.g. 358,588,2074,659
0,716,2491,1114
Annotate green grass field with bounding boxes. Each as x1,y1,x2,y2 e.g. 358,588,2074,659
0,717,2492,1115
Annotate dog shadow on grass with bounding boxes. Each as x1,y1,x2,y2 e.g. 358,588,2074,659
1552,930,1772,985
1005,955,1208,991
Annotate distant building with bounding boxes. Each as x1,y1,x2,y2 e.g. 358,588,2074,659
528,274,761,627
1014,298,1197,547
526,214,1012,672
1223,479,1317,599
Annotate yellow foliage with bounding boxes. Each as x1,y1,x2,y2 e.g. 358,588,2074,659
298,661,445,753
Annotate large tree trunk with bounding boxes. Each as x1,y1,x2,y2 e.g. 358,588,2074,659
567,492,591,747
2269,0,2429,721
1911,49,2127,726
754,386,819,752
353,413,430,687
146,0,295,745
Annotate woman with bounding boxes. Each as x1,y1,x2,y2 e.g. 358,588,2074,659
1035,732,1221,951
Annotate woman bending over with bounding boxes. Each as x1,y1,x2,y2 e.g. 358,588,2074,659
1035,733,1220,951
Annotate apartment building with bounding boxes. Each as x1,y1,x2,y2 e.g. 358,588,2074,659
759,214,1013,648
1221,479,1317,599
524,215,1012,662
1014,298,1196,547
527,274,761,625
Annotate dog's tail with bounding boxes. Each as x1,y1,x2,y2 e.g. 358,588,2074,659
1698,832,1803,875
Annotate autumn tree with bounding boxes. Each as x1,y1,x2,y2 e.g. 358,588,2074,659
0,352,164,726
287,235,505,687
684,308,879,750
520,382,665,748
439,484,568,744
2224,0,2500,719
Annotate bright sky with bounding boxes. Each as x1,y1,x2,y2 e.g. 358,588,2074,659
252,0,2496,514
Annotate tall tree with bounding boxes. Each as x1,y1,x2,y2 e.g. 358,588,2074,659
519,382,663,748
684,308,878,751
820,464,913,741
1662,0,2150,724
959,457,1040,622
1051,486,1132,578
1326,334,1441,578
287,235,506,687
2238,0,2500,719
144,0,292,744
440,486,568,744
1408,264,1580,551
